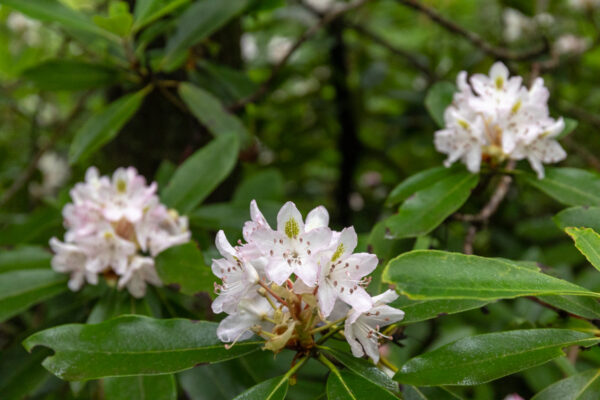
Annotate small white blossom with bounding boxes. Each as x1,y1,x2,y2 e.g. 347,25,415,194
50,166,191,297
345,290,405,363
29,152,70,199
240,33,258,62
554,34,590,56
569,0,600,10
435,61,566,178
267,36,293,64
7,12,41,46
217,293,275,343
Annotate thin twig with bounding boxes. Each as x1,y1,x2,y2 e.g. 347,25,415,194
395,0,548,61
228,0,370,111
0,92,91,207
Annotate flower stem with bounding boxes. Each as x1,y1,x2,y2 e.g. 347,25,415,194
379,356,398,373
258,281,288,307
309,317,346,334
317,353,342,378
316,324,345,345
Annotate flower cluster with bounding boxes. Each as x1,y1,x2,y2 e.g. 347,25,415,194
434,62,566,178
50,167,190,297
211,200,405,363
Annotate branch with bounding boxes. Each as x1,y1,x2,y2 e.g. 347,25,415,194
0,93,91,208
228,0,370,111
395,0,548,61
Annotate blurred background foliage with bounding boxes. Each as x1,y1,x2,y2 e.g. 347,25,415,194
1,0,600,399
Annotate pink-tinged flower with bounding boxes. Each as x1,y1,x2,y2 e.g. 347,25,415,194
250,201,332,286
103,167,157,223
217,293,275,343
212,231,260,314
316,227,377,317
117,256,162,299
49,238,98,291
345,290,405,363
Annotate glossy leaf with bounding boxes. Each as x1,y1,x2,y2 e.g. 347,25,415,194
565,227,600,272
69,87,151,164
539,295,600,320
0,0,116,40
161,133,239,213
321,346,399,394
162,0,249,70
178,83,250,144
133,0,190,32
386,166,457,207
390,296,489,325
521,168,600,207
395,329,600,386
104,375,177,400
23,60,118,91
0,269,68,322
382,250,600,300
0,246,51,273
385,170,478,238
327,369,400,399
232,376,288,400
554,206,600,233
404,386,464,400
424,81,456,127
155,242,213,296
23,315,260,380
531,368,600,400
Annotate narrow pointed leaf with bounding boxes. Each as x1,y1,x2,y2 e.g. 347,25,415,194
69,88,151,164
232,375,288,400
531,368,600,400
0,270,68,322
565,227,600,272
386,166,457,207
404,386,464,400
0,246,51,272
326,369,400,399
390,297,489,325
395,329,600,386
133,0,190,32
538,295,600,320
0,0,116,40
385,171,478,239
382,250,600,300
521,168,600,207
161,134,239,213
23,315,260,380
23,60,118,91
104,375,177,400
178,83,250,144
162,0,249,70
554,206,600,232
155,242,213,296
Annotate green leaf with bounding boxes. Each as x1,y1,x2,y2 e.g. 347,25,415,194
395,329,600,386
565,227,600,272
0,346,51,400
424,81,455,128
539,295,600,320
233,169,284,204
155,242,213,296
104,375,177,400
178,83,250,144
556,118,578,140
162,0,249,71
386,166,457,207
0,269,68,322
531,368,600,400
22,60,118,91
327,369,400,399
133,0,190,32
321,346,399,394
385,171,479,239
232,376,288,400
390,296,489,325
382,250,600,300
0,207,62,246
521,168,600,207
69,87,151,164
0,246,51,273
162,134,240,213
404,386,464,400
554,206,600,233
0,0,117,40
23,315,260,380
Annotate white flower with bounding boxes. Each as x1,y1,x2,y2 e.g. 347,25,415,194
267,36,293,64
29,152,70,198
211,231,260,314
569,0,600,10
345,290,405,363
315,227,377,317
49,238,98,291
7,12,41,46
554,34,590,56
50,166,191,297
117,256,162,299
241,33,258,62
502,8,529,42
435,61,566,178
217,293,275,343
249,201,332,286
